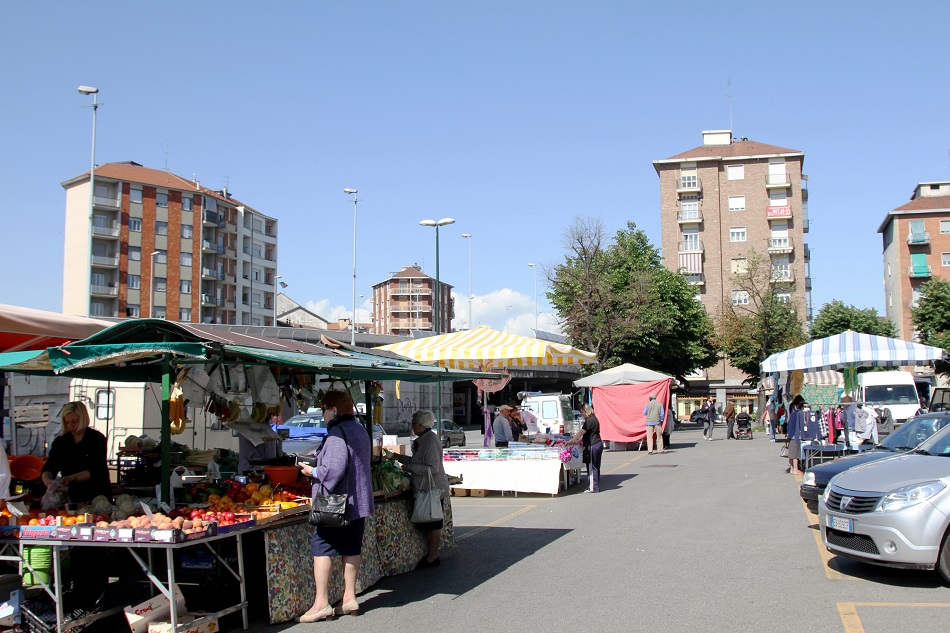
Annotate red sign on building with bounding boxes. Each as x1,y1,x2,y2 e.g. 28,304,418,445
766,205,792,218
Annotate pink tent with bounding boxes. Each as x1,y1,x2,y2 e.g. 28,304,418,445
574,364,673,443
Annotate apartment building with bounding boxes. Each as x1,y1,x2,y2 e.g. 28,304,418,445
371,265,454,335
61,161,279,325
654,130,812,398
878,181,950,339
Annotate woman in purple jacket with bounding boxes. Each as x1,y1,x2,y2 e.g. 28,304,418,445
299,390,374,621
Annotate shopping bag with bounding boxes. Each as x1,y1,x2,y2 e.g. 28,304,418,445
411,470,444,523
308,494,350,528
779,444,789,458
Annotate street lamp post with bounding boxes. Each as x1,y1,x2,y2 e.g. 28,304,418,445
273,274,282,325
149,250,160,318
528,263,538,333
78,85,99,317
344,188,358,345
461,233,473,329
420,217,456,427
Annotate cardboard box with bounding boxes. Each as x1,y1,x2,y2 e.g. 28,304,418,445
147,612,219,633
452,488,470,497
383,444,407,455
470,489,489,497
124,586,186,633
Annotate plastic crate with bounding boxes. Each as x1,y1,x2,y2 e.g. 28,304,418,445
21,595,101,633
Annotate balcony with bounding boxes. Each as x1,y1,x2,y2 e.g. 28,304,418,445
686,273,705,286
678,240,703,254
907,232,931,246
768,237,794,255
93,195,120,208
805,276,813,291
677,209,703,224
92,225,120,238
676,175,702,195
90,285,118,296
201,294,215,306
770,269,795,283
804,243,811,261
215,297,225,307
216,244,226,255
390,320,433,329
225,272,236,284
391,303,427,312
91,255,119,267
202,211,219,227
765,173,791,189
389,287,432,296
202,240,216,253
201,268,216,280
909,264,933,278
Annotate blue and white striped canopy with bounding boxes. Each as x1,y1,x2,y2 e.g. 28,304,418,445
761,330,946,373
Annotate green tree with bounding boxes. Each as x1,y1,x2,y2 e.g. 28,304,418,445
714,251,807,383
809,300,896,340
548,218,718,377
912,280,950,371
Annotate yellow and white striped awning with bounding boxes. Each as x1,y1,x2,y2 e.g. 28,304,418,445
376,325,597,370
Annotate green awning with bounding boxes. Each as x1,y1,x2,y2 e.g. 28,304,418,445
0,342,207,381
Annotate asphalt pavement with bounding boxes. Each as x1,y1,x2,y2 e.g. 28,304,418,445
258,423,950,633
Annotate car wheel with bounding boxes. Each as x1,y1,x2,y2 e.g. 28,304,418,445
460,437,466,447
937,530,950,585
442,438,448,448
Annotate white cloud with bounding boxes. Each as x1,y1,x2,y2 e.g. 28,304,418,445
451,288,561,337
304,298,373,324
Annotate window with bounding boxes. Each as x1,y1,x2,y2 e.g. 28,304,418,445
156,192,168,207
680,196,699,220
95,389,115,421
912,288,923,308
180,252,192,267
181,224,193,239
129,218,142,232
156,250,167,264
943,253,950,267
180,279,192,293
776,293,791,303
130,188,143,204
155,221,168,236
181,196,193,212
731,258,748,274
727,164,744,180
129,246,141,261
179,308,192,321
680,173,697,188
253,268,263,282
128,274,140,289
728,196,746,211
680,231,699,251
730,227,747,242
772,257,791,280
941,220,950,235
154,307,166,319
731,290,749,305
155,277,167,292
911,252,929,275
126,304,140,318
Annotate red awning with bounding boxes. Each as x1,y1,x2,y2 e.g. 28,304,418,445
0,304,110,353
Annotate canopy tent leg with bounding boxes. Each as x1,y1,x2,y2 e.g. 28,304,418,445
160,354,171,505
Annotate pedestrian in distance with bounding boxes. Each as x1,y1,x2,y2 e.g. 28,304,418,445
786,395,806,475
723,400,737,439
642,394,666,454
702,396,717,440
569,404,603,493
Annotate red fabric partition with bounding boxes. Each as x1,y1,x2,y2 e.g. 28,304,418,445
592,379,672,442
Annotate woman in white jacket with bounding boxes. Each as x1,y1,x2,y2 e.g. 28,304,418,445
385,410,450,568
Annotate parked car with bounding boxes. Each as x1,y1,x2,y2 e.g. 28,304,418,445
819,422,950,583
439,419,466,448
280,414,375,456
801,412,950,511
273,412,327,440
689,409,706,424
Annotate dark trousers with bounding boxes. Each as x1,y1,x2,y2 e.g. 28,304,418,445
495,441,509,448
588,440,604,492
704,417,716,438
726,419,735,438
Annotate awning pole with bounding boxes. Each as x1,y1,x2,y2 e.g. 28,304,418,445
160,354,171,504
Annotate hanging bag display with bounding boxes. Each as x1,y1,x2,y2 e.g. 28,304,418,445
308,427,351,528
411,469,444,523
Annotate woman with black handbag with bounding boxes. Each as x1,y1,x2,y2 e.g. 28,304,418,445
298,390,374,621
385,410,450,568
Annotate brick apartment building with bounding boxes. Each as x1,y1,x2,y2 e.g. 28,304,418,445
62,161,278,325
653,130,812,409
371,265,454,335
879,181,950,339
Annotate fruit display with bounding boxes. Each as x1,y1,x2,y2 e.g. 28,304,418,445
372,461,411,494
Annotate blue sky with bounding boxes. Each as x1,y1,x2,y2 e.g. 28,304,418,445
2,1,949,337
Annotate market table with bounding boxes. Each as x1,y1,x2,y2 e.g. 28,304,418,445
442,444,583,496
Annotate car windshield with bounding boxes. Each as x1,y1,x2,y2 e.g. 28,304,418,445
880,415,950,450
282,414,326,429
864,384,919,405
913,423,950,456
441,420,458,431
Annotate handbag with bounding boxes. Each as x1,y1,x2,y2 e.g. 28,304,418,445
411,469,444,523
308,427,351,528
779,443,789,458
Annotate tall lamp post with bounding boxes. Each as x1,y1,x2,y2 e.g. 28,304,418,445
461,233,473,329
149,250,160,318
344,188,358,345
78,85,99,317
528,263,538,333
420,217,456,427
273,274,282,325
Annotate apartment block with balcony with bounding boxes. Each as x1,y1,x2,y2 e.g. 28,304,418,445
371,265,454,335
878,181,950,339
62,161,278,325
654,130,811,392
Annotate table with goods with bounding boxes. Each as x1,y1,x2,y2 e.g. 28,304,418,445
442,439,584,496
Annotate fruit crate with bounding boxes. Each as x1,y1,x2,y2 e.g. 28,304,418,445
116,451,161,488
21,596,97,633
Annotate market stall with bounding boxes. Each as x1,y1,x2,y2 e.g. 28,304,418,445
573,363,673,446
0,319,497,631
442,443,583,496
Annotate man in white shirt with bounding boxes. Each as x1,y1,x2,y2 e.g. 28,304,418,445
493,405,515,447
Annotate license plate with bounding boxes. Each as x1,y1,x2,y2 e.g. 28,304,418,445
828,515,853,533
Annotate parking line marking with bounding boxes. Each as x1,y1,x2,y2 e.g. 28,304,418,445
456,504,537,541
837,602,950,633
802,499,851,580
606,461,632,474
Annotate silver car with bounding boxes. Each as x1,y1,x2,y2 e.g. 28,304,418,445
819,422,950,583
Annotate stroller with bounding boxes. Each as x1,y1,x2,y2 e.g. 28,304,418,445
735,414,753,440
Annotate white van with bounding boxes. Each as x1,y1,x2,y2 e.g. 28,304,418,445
858,370,921,424
520,393,576,435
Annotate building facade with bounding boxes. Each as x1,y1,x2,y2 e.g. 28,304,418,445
62,161,278,325
371,265,454,335
879,181,950,339
654,130,812,397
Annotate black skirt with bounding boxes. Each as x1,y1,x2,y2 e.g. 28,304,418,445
310,517,366,557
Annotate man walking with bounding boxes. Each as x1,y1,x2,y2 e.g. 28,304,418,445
493,405,515,447
723,400,737,439
643,394,666,454
702,396,718,441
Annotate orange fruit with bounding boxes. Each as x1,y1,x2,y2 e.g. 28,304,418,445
63,517,77,526
28,518,38,526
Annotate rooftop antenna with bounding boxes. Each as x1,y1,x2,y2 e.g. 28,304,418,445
727,79,733,135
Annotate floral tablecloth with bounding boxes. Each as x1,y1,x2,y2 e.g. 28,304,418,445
264,495,455,623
